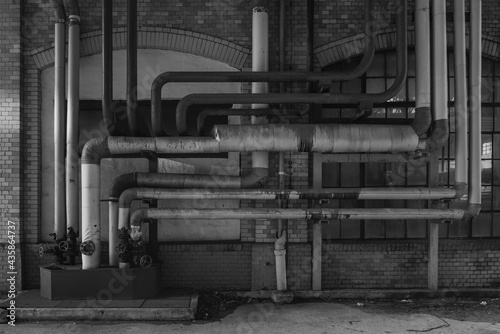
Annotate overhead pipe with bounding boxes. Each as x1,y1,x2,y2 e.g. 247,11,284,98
127,0,139,136
65,0,80,235
50,0,66,239
175,0,412,136
468,0,482,216
130,208,467,227
150,0,375,137
453,0,469,198
102,0,120,136
83,118,428,269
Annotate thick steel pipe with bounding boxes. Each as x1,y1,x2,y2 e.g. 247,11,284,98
66,11,80,235
176,0,406,135
469,0,482,212
54,20,66,239
454,0,469,196
130,208,466,226
150,0,375,136
127,0,138,135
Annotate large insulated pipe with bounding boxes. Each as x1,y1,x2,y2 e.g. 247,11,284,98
454,0,468,197
127,0,139,135
175,0,408,136
130,208,467,226
66,0,80,234
468,0,482,215
150,0,375,136
428,0,450,152
415,0,431,133
102,0,120,136
51,0,66,239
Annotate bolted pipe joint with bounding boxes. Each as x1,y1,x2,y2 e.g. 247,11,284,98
81,137,110,165
50,0,66,22
425,119,449,153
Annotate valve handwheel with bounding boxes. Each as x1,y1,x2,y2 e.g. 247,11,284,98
115,243,127,254
79,240,95,256
38,245,45,258
139,255,152,268
58,240,69,252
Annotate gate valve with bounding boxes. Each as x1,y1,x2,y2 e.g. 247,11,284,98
80,240,95,255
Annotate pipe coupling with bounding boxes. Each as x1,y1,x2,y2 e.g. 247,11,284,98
274,249,286,256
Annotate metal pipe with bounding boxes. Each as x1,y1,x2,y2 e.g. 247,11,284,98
150,0,376,136
454,0,469,197
196,108,274,135
130,208,467,226
102,0,120,136
66,3,80,235
175,0,406,135
127,0,138,135
468,0,482,215
53,17,66,239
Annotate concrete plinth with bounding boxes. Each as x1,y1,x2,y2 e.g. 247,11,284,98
40,264,161,300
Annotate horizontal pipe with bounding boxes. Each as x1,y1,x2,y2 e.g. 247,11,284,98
150,0,376,136
130,208,466,226
118,187,459,208
197,108,274,135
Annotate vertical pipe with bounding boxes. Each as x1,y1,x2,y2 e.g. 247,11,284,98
454,0,468,194
278,0,286,235
431,0,448,123
66,13,80,234
415,0,431,110
54,21,66,239
103,0,119,136
469,0,482,212
109,201,119,266
127,0,139,136
82,164,101,269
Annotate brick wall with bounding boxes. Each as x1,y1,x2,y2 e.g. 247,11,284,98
323,241,500,289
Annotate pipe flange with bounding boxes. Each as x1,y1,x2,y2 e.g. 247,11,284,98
80,240,95,256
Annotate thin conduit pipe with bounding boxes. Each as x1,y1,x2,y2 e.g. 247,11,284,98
127,0,139,136
51,0,66,239
66,1,80,234
468,0,482,215
150,0,375,137
175,0,407,136
454,0,469,197
130,208,467,227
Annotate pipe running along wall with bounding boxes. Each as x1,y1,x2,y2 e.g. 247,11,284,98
50,0,66,239
468,0,482,215
66,0,80,235
150,0,375,137
127,0,139,135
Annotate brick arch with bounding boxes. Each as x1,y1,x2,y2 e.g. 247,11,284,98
27,26,250,70
314,27,500,67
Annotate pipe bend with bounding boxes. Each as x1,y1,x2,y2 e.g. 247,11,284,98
463,203,481,222
81,137,110,165
50,0,66,22
110,173,138,200
241,167,269,188
411,107,432,136
425,119,449,153
274,231,287,250
130,208,148,227
118,187,138,208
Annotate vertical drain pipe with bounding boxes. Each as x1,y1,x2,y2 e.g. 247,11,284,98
127,0,139,136
51,0,66,239
454,0,468,197
468,0,482,215
66,0,81,235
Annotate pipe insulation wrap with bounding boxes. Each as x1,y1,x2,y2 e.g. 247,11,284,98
82,164,101,269
50,0,66,22
431,0,449,122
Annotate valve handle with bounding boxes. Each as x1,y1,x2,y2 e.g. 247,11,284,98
38,245,45,258
79,240,95,256
58,240,69,252
115,243,127,254
139,255,152,268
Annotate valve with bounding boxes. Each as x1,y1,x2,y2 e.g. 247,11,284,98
58,240,69,252
115,243,127,254
80,240,95,256
139,255,153,268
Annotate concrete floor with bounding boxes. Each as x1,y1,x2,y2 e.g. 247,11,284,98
3,302,500,334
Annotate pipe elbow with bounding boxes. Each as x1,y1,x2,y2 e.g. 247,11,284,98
64,0,81,22
50,0,66,22
274,232,287,250
130,208,147,227
81,137,110,165
118,188,138,208
241,167,269,188
411,107,432,136
425,119,449,153
109,173,138,199
463,203,481,222
454,182,468,199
